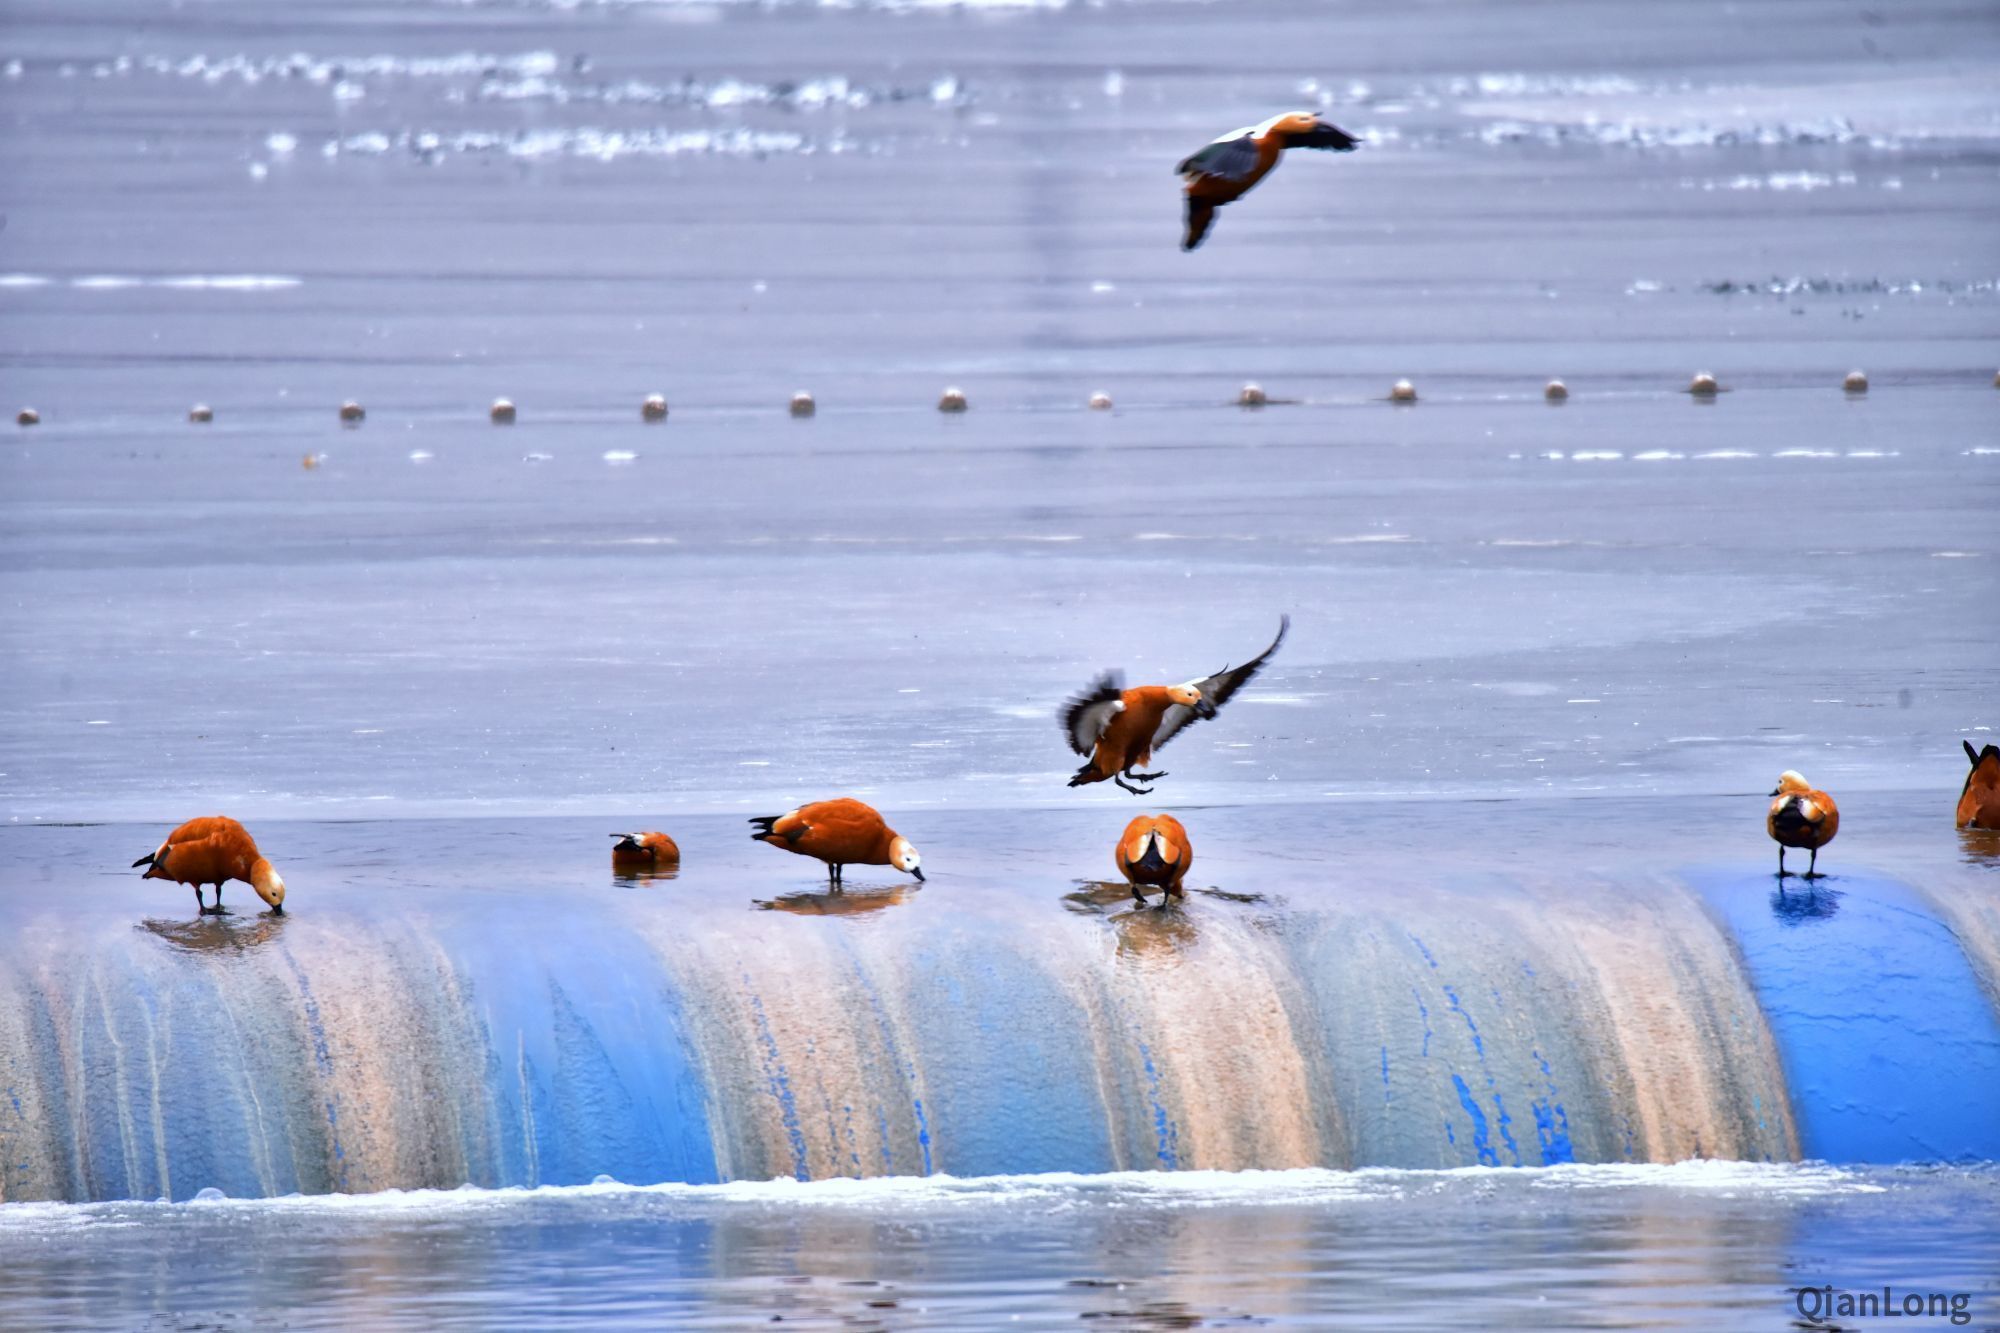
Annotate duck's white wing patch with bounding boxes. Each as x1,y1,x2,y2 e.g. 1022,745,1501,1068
1060,670,1126,755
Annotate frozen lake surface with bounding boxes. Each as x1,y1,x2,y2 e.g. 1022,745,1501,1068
2,0,1998,1325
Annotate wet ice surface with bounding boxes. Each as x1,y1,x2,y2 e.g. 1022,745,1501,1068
3,0,1998,820
3,1164,1997,1331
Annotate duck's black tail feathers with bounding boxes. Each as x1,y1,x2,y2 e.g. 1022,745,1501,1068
1182,200,1216,251
131,852,155,868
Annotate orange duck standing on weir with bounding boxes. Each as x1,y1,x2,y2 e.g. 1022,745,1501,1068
1062,616,1288,794
1958,741,2000,830
1767,770,1840,880
1116,814,1192,909
750,798,923,891
611,831,680,873
1177,112,1359,250
132,816,286,915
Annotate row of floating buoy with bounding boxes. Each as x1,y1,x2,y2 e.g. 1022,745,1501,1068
15,370,1996,427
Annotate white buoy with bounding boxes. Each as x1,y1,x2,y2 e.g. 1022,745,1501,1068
189,404,213,423
16,407,39,426
1237,383,1267,407
1389,379,1418,403
1842,370,1867,394
339,400,365,424
790,391,816,418
1689,372,1719,397
938,386,968,413
1088,392,1113,411
1544,379,1568,401
490,398,516,424
641,394,668,422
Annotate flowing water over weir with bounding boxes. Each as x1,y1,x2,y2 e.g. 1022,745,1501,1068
3,808,1996,1205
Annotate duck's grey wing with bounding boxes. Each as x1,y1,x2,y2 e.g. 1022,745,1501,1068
1286,121,1359,151
1061,670,1126,756
1176,132,1259,180
1149,615,1290,751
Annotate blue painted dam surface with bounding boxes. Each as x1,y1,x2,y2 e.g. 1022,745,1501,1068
3,799,1997,1205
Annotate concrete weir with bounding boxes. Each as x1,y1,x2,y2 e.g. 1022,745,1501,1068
3,815,1994,1204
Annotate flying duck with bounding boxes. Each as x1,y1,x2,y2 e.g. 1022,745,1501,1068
1177,111,1358,251
1061,616,1288,794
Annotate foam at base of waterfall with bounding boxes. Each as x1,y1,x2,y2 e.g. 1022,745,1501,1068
0,1160,1904,1231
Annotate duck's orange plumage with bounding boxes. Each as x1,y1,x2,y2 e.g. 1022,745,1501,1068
1767,770,1839,879
750,798,923,891
1062,617,1287,794
611,831,680,872
1958,741,2000,830
1115,813,1192,908
131,816,286,915
1177,111,1358,250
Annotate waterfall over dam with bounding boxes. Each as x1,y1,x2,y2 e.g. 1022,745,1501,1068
3,801,1997,1204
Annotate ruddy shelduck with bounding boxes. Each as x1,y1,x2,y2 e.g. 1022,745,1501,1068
1767,770,1839,879
1062,616,1288,794
1176,111,1358,251
750,798,923,891
1116,814,1192,909
132,816,286,915
1958,741,2000,830
611,831,680,872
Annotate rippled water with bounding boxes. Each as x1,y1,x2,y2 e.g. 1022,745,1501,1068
4,1164,1998,1330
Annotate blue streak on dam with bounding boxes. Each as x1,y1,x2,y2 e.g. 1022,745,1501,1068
1695,870,2000,1164
1,837,1996,1204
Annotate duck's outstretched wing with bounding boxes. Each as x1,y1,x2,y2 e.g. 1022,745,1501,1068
1176,132,1259,180
1285,121,1358,151
1149,615,1291,753
1061,671,1126,756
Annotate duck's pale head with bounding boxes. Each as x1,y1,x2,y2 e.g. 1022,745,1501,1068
889,836,925,882
251,859,286,914
1770,770,1811,797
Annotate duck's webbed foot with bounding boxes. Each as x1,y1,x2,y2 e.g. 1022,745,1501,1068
1113,775,1154,795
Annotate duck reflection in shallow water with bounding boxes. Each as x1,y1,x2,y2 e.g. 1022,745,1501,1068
612,866,680,886
139,912,288,954
754,884,915,917
1769,882,1841,926
1958,827,2000,865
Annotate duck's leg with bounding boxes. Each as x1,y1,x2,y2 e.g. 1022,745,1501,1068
193,884,207,914
214,882,224,913
1804,847,1820,880
1113,775,1153,795
1776,847,1789,879
1127,769,1167,783
1132,884,1147,908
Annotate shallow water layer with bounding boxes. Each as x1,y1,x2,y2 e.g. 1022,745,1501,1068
3,1164,1998,1331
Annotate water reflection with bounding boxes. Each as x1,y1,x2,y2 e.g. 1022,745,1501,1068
1956,827,2000,865
138,912,288,954
754,885,915,918
1770,883,1842,926
612,866,680,886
